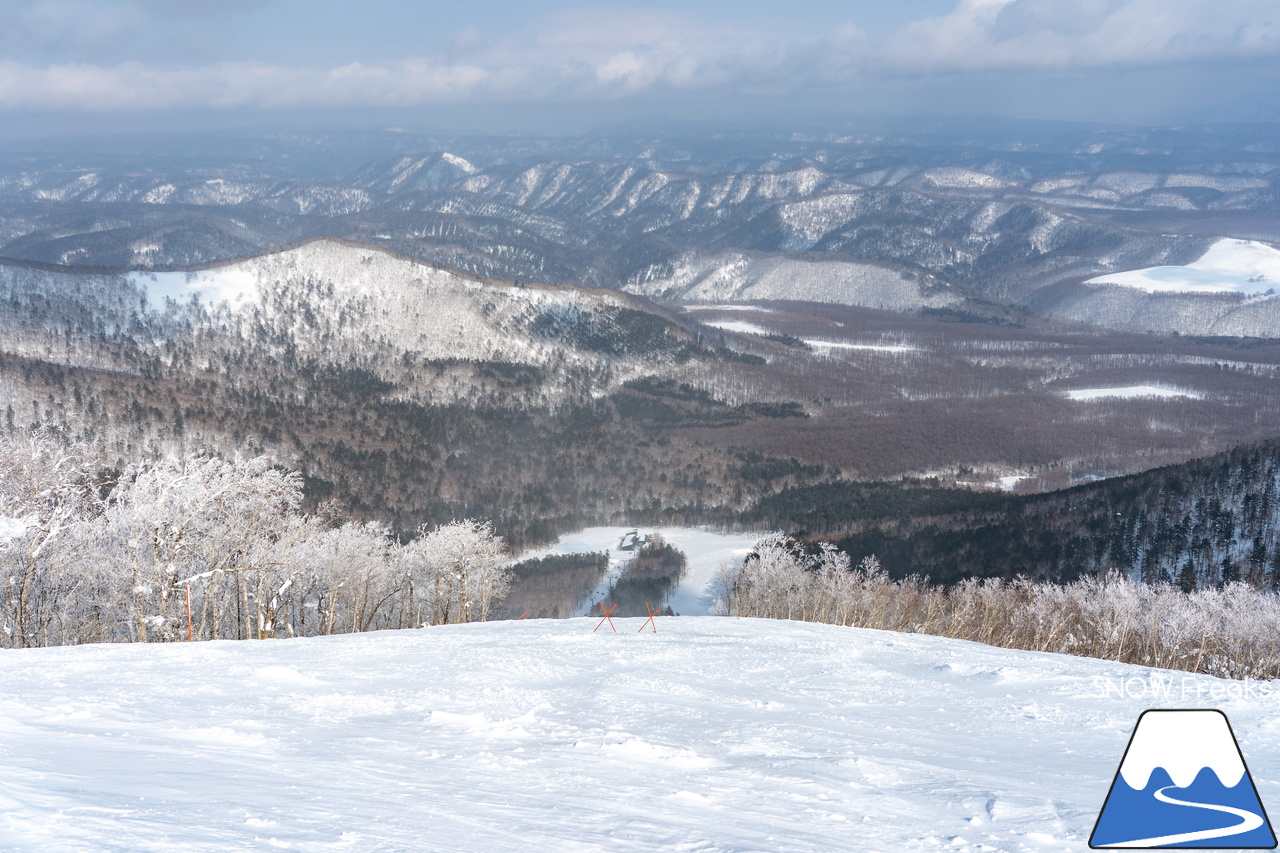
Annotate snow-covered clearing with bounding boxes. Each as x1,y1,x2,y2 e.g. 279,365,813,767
1085,239,1280,295
520,526,765,616
805,340,916,354
1064,385,1202,401
2,618,1276,852
702,320,773,336
998,475,1027,492
682,305,775,313
128,269,259,309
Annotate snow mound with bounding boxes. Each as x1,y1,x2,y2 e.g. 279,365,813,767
1,619,1275,852
1085,239,1280,296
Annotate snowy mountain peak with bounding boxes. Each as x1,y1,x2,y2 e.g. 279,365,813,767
351,152,479,193
1118,710,1246,790
439,152,477,173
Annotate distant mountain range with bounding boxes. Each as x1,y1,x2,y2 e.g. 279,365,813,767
1,121,1277,337
3,122,1280,562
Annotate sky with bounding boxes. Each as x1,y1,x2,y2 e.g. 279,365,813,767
0,0,1278,137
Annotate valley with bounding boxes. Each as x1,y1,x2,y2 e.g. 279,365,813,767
0,121,1278,590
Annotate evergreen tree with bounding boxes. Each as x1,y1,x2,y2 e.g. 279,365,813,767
1178,559,1198,593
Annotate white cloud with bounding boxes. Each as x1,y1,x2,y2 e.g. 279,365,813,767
880,0,1280,73
0,1,1274,113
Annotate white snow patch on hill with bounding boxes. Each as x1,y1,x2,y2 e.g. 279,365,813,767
681,304,776,313
806,340,916,353
911,167,1017,190
129,268,259,308
626,250,960,311
1,618,1276,852
999,475,1028,491
703,320,772,336
1086,239,1280,296
1065,385,1202,401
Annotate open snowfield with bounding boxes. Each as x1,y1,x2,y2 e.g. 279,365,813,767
519,527,765,616
128,269,259,308
701,320,773,336
682,305,775,314
1085,239,1280,295
2,618,1278,852
1064,385,1202,401
804,340,916,354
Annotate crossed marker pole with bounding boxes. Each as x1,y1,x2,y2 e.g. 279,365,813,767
593,602,618,632
593,602,661,633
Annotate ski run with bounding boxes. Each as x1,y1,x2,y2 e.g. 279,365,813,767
2,617,1278,852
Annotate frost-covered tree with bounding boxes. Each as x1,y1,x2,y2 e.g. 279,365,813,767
88,455,306,642
402,520,512,625
0,430,102,648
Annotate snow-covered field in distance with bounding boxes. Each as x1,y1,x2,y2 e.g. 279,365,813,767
519,526,765,616
128,269,259,308
1086,239,1280,295
1064,385,1203,401
701,320,773,336
2,618,1277,852
805,340,916,354
681,305,776,314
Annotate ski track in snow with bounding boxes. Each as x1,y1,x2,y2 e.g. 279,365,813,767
1,618,1277,852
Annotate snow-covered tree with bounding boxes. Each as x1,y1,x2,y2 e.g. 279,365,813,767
402,520,512,625
0,430,102,648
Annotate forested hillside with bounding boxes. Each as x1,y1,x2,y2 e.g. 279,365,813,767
0,239,822,544
758,439,1280,588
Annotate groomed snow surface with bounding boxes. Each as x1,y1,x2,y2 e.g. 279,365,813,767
1085,239,1280,296
2,619,1278,852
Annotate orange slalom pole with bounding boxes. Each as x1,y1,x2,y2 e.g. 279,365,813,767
185,585,194,642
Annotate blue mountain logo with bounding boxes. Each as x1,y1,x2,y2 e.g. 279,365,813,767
1091,709,1276,848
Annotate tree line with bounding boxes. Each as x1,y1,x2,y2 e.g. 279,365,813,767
719,535,1280,680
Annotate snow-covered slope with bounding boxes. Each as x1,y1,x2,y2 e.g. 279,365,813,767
1085,239,1280,295
0,239,697,384
625,250,960,311
1,618,1276,852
